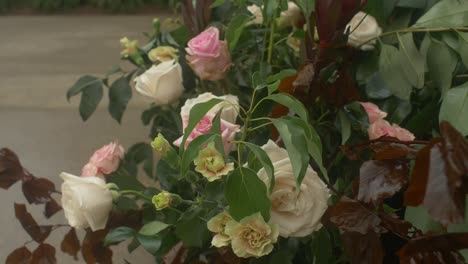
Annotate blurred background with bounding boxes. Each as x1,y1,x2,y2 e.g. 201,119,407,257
0,1,170,262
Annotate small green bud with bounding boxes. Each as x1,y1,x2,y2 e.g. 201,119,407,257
152,191,173,210
151,133,170,157
152,18,161,35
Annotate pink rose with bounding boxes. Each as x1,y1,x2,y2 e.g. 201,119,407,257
174,115,240,155
360,102,387,123
186,27,232,81
392,124,415,141
368,119,395,139
85,142,124,175
81,163,103,177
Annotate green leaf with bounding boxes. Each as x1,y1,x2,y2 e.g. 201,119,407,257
397,33,425,89
337,110,351,145
135,234,162,254
226,14,251,51
311,228,333,264
66,75,100,101
271,117,310,186
261,93,309,121
379,43,413,99
209,111,225,155
108,174,145,191
264,0,279,23
139,221,169,236
181,134,218,175
79,81,103,121
413,0,468,28
105,65,122,77
405,206,442,233
457,31,468,68
175,207,211,248
427,39,456,96
104,227,135,246
108,76,132,123
265,69,297,83
210,0,225,8
225,167,271,221
243,142,275,192
439,82,468,136
181,98,223,151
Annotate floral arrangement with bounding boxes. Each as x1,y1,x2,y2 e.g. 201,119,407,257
2,0,468,263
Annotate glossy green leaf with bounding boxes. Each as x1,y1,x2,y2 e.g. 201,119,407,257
139,221,169,236
243,142,275,192
261,93,309,121
397,33,425,89
226,14,251,51
413,0,468,28
225,167,271,221
108,76,132,123
271,117,310,186
458,31,468,68
337,110,351,145
135,234,162,254
265,69,297,83
180,98,223,151
181,134,219,175
66,75,100,101
104,227,135,246
379,43,413,99
439,82,468,136
79,81,103,121
427,39,456,96
175,207,211,248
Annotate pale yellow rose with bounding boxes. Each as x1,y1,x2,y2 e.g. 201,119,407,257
225,213,279,258
120,37,139,57
148,46,178,62
258,140,330,237
194,142,234,182
207,211,234,248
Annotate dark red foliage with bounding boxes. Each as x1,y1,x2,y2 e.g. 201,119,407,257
0,148,32,189
181,0,213,37
371,143,418,160
31,244,56,264
22,176,55,204
44,198,62,218
82,229,113,264
398,233,468,264
341,231,384,264
61,228,81,260
6,246,32,264
14,203,52,243
323,196,385,234
357,160,409,203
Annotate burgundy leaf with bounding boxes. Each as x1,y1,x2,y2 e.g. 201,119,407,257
163,241,188,264
61,228,80,260
22,176,55,204
31,244,56,264
357,160,409,203
404,142,433,206
6,246,32,264
213,247,245,264
14,203,52,243
315,0,342,42
398,233,468,264
0,148,31,189
322,196,385,234
380,214,415,239
44,198,62,218
371,143,417,160
341,231,384,264
82,229,113,264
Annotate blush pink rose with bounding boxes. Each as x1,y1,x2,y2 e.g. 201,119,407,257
81,163,103,177
186,27,232,81
360,102,387,123
368,119,395,139
174,115,240,155
86,142,125,175
392,124,415,141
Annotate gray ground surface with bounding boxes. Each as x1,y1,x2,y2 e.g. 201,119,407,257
0,15,164,263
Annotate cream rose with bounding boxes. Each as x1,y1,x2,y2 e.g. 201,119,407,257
180,92,238,124
258,140,330,237
134,60,184,105
346,12,382,51
60,172,113,231
207,211,234,248
248,2,302,27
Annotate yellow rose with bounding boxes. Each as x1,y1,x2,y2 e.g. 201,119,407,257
207,211,234,248
225,213,279,258
148,46,178,62
194,142,234,182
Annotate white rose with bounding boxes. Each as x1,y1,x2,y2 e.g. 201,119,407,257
180,92,239,124
346,12,382,51
278,2,302,28
134,60,184,105
60,172,113,231
258,140,330,237
247,5,263,25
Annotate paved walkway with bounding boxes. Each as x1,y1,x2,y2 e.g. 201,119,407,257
0,15,167,263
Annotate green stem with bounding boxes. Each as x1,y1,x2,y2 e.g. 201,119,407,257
120,190,152,202
249,122,273,132
358,26,468,49
267,20,276,64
